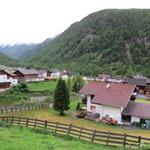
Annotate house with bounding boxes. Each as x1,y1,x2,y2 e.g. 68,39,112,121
61,70,72,79
0,70,17,85
98,74,111,81
46,69,61,79
125,77,147,93
79,82,136,123
122,101,150,123
14,69,39,82
37,70,47,81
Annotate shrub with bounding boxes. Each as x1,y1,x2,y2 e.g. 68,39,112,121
44,96,53,103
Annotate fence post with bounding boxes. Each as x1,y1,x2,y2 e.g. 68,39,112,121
67,124,72,135
123,133,127,147
45,120,47,128
79,127,83,139
91,130,96,143
6,108,8,113
106,131,110,145
11,116,14,125
138,136,141,147
55,122,59,134
26,118,29,127
34,119,37,128
11,108,13,113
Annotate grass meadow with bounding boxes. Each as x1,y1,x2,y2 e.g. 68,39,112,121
0,126,127,150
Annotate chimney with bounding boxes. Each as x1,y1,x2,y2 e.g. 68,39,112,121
106,84,110,88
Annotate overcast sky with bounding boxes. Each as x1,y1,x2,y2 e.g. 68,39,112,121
0,0,150,45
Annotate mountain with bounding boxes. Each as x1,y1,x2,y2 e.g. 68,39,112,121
27,9,150,77
0,51,17,66
0,38,53,61
0,44,37,60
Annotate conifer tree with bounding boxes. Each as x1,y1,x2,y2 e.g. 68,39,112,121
53,78,70,115
72,75,85,93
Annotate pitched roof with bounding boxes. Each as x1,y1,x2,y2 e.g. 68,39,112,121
126,78,147,86
80,82,135,108
0,70,15,77
17,69,39,75
122,101,150,119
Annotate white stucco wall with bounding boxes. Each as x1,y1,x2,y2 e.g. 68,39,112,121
102,105,122,122
51,72,61,78
131,116,140,123
86,95,122,122
0,75,7,83
6,78,18,85
87,95,92,112
0,75,18,85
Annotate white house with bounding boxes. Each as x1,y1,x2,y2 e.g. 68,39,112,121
37,70,47,81
46,69,61,79
0,70,18,85
80,82,136,123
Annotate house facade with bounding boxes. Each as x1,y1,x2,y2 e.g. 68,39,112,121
80,82,136,123
37,70,47,81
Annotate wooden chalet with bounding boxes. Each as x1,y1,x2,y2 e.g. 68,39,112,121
14,69,39,82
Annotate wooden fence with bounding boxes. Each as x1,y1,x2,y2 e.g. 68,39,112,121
0,102,50,114
0,116,150,148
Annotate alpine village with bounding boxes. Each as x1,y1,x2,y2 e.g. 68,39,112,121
1,8,150,150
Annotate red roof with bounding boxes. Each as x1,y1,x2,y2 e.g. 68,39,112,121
80,82,135,108
122,101,150,119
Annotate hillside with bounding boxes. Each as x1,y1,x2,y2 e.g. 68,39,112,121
27,9,150,77
0,51,17,66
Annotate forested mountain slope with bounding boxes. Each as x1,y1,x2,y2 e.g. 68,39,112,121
27,9,150,77
0,52,17,66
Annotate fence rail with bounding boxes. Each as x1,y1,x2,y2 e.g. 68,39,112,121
0,116,150,148
0,102,50,114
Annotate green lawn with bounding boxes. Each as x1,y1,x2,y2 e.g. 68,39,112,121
27,81,57,92
0,126,125,150
136,98,150,104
